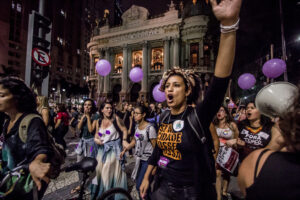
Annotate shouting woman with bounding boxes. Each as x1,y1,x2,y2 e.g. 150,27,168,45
139,0,242,199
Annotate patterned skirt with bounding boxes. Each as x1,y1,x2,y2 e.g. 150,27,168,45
90,144,127,200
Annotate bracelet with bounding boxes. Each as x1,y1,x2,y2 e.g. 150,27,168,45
220,18,240,33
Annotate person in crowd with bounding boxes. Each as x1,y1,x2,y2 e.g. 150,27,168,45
212,106,239,200
209,123,220,160
139,0,242,199
234,106,246,122
230,101,281,161
71,98,97,194
146,103,159,130
90,101,128,200
116,101,133,154
120,105,157,199
238,88,300,200
69,107,79,138
36,96,50,127
54,103,69,149
0,77,52,199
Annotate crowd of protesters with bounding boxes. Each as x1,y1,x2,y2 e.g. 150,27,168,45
1,0,300,199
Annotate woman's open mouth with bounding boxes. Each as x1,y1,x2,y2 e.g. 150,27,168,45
167,94,174,104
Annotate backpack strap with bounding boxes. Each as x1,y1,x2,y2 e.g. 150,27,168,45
146,124,151,141
158,109,170,126
18,114,42,143
187,108,207,144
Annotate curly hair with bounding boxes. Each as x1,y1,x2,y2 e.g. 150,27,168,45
0,76,37,113
279,87,300,152
160,67,201,104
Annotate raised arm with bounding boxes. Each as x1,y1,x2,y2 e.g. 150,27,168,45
211,0,241,78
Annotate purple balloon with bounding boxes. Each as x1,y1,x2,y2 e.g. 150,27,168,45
262,58,286,78
152,84,166,102
96,59,111,76
129,67,143,82
238,73,256,90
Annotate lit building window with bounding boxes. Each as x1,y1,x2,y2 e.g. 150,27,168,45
190,43,199,67
11,2,15,9
60,9,66,18
94,57,99,74
16,3,21,12
203,44,211,66
114,53,123,74
151,48,164,72
132,51,142,68
57,37,64,45
77,49,81,54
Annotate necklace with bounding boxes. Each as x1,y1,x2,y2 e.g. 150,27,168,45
168,106,188,124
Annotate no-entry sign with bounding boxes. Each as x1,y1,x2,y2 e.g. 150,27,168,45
32,48,51,66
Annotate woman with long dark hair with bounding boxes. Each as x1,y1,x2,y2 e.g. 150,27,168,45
238,88,300,200
72,98,97,194
235,101,281,161
120,105,157,199
212,106,239,200
90,101,128,200
0,77,51,199
139,0,242,199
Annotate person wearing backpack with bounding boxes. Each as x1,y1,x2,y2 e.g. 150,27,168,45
139,0,242,199
120,105,157,199
90,101,128,200
0,77,52,200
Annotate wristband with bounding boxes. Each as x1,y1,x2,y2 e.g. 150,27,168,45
220,18,240,33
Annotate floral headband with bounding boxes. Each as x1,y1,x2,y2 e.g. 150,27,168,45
159,66,198,92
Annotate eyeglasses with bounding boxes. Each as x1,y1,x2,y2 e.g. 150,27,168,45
133,112,142,115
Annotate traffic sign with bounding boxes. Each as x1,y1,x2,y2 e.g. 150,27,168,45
32,48,51,66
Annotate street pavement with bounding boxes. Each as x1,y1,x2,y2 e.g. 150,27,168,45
43,129,244,200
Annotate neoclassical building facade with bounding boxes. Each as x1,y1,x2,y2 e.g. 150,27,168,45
87,2,214,103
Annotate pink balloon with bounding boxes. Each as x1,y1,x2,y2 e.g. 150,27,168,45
129,67,143,82
96,59,111,76
152,84,166,102
238,73,256,90
262,58,286,78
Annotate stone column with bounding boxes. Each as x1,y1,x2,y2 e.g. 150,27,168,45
139,41,148,101
199,39,204,66
173,37,180,67
89,54,94,76
120,44,128,102
97,49,104,96
163,37,170,72
185,41,189,68
103,48,110,96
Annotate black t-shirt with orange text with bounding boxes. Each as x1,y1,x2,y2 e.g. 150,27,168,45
148,76,230,186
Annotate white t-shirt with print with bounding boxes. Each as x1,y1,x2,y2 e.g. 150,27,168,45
134,124,157,161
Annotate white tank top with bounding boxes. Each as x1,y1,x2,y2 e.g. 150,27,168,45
216,127,234,146
98,123,119,144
